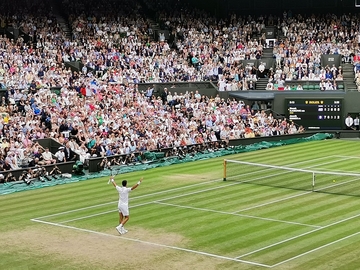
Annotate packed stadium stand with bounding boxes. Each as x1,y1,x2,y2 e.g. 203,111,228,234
0,0,359,182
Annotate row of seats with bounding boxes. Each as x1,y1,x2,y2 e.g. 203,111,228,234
302,84,344,91
273,81,345,91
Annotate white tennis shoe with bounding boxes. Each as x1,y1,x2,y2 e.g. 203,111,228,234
116,226,124,235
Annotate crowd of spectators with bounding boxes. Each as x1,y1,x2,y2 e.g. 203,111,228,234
269,12,360,90
5,0,360,180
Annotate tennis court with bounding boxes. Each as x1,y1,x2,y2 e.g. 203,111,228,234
31,153,360,268
3,139,360,269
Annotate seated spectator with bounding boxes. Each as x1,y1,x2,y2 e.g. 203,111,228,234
265,80,274,90
5,152,19,170
356,73,360,91
42,147,56,164
0,0,313,178
319,80,327,91
78,143,91,163
55,146,66,163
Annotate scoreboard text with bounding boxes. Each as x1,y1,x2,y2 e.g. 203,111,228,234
286,99,343,130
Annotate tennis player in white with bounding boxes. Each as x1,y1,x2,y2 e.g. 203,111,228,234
110,176,143,235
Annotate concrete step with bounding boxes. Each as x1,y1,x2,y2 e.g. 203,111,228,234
342,64,354,70
256,78,268,90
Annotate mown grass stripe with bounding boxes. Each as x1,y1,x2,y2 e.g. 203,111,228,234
4,139,360,269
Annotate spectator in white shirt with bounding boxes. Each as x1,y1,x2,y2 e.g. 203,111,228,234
42,147,56,164
55,147,66,163
345,115,354,130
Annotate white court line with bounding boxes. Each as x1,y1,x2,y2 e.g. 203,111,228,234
154,156,353,206
314,176,360,192
60,171,318,224
155,201,321,228
49,156,349,225
30,218,271,268
59,168,308,224
33,201,117,220
270,231,360,268
233,192,312,213
232,156,353,214
61,173,360,225
59,210,116,224
31,155,354,268
226,157,351,185
58,183,242,223
59,200,161,224
334,155,360,159
226,155,332,182
33,155,337,221
33,178,226,220
235,211,360,259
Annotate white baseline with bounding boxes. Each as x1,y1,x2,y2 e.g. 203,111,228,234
30,218,271,268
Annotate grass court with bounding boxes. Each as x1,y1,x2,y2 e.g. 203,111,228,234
2,139,360,269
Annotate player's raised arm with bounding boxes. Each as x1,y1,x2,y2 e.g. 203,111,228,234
131,177,143,190
110,176,117,187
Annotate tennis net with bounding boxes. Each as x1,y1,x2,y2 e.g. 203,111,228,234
223,159,360,197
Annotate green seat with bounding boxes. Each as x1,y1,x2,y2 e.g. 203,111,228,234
308,85,315,90
338,84,344,90
314,85,320,90
302,84,309,90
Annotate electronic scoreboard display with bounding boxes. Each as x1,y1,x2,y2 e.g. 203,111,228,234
286,99,343,130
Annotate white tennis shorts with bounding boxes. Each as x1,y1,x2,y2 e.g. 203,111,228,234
118,204,129,216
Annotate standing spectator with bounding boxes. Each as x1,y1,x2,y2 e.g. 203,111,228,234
345,114,354,130
161,87,169,105
64,142,75,161
354,116,360,130
145,86,154,100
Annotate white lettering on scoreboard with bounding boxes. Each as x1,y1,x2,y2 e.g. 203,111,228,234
287,100,341,122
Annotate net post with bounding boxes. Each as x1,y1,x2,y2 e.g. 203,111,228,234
223,159,227,181
312,172,315,191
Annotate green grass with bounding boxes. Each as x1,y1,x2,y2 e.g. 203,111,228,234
2,139,360,270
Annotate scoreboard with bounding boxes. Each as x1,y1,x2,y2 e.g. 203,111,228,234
286,99,343,130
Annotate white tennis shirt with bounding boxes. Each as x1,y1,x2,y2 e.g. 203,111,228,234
116,186,132,205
